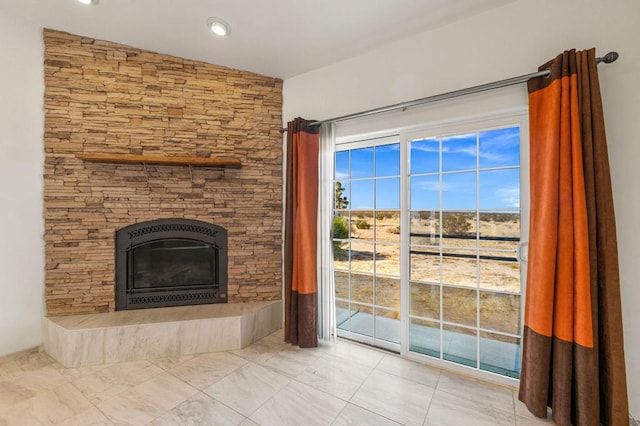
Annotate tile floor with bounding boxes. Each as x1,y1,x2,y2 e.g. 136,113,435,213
0,329,553,425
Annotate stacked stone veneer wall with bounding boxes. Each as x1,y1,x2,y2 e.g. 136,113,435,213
43,29,283,316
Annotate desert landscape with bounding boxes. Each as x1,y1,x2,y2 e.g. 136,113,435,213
334,211,521,337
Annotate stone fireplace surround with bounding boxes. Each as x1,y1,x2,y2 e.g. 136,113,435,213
41,30,284,365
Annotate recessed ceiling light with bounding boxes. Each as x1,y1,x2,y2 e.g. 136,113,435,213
77,0,98,5
207,17,230,37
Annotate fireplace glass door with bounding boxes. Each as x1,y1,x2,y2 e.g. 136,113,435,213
130,239,216,290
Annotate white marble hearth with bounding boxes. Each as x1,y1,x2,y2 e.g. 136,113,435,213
42,300,282,368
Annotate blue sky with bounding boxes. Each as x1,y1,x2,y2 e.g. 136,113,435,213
335,126,520,211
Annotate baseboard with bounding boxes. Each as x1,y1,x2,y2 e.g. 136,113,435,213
0,346,42,363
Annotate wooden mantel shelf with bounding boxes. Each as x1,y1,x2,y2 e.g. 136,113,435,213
75,153,241,169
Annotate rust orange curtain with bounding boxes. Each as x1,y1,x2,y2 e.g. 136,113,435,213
519,49,629,425
284,117,319,348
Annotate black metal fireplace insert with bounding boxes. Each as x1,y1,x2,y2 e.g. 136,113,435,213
115,218,228,310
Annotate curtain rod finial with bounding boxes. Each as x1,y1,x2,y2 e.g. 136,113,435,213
598,51,619,64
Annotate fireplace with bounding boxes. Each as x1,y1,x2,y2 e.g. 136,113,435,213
115,218,228,310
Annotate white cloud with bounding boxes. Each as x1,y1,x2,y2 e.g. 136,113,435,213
377,144,400,152
479,151,510,163
442,133,476,141
480,128,520,148
414,178,448,191
335,171,348,180
496,186,520,208
411,141,439,153
444,145,476,156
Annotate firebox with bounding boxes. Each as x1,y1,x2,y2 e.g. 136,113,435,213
115,218,227,310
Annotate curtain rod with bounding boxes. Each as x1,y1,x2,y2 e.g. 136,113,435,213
281,51,619,133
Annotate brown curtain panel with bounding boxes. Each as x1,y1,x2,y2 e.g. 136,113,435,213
519,49,629,425
284,117,319,348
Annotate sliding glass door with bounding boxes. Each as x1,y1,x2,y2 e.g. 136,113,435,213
407,125,522,378
333,117,527,380
333,137,402,349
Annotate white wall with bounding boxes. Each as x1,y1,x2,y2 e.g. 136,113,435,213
0,0,637,416
284,0,640,417
0,12,45,356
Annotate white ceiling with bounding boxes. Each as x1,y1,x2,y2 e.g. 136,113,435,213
0,0,516,79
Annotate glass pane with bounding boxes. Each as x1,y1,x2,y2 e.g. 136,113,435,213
350,303,373,337
410,282,440,320
375,308,400,343
375,143,400,177
335,271,349,300
335,181,350,210
352,211,373,240
441,211,476,250
441,249,477,287
442,172,476,210
376,178,400,209
480,290,520,335
132,240,214,289
479,241,518,254
376,245,400,277
350,273,373,305
443,324,477,368
375,276,400,311
410,249,440,283
350,147,374,179
410,138,439,174
375,211,400,242
479,127,520,169
332,212,350,240
479,212,519,250
409,318,440,358
442,286,477,326
335,151,349,180
410,210,439,246
480,332,521,378
350,241,374,273
479,252,520,291
333,240,349,269
442,133,476,172
479,169,520,210
336,299,350,331
410,175,439,210
350,179,374,210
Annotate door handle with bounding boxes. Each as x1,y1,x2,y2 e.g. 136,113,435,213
516,241,528,263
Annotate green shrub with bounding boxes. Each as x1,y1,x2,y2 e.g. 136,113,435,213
418,211,439,220
376,212,399,220
332,217,350,259
481,212,518,223
355,219,371,230
442,214,472,235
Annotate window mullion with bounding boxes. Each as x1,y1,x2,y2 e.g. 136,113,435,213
399,133,409,356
